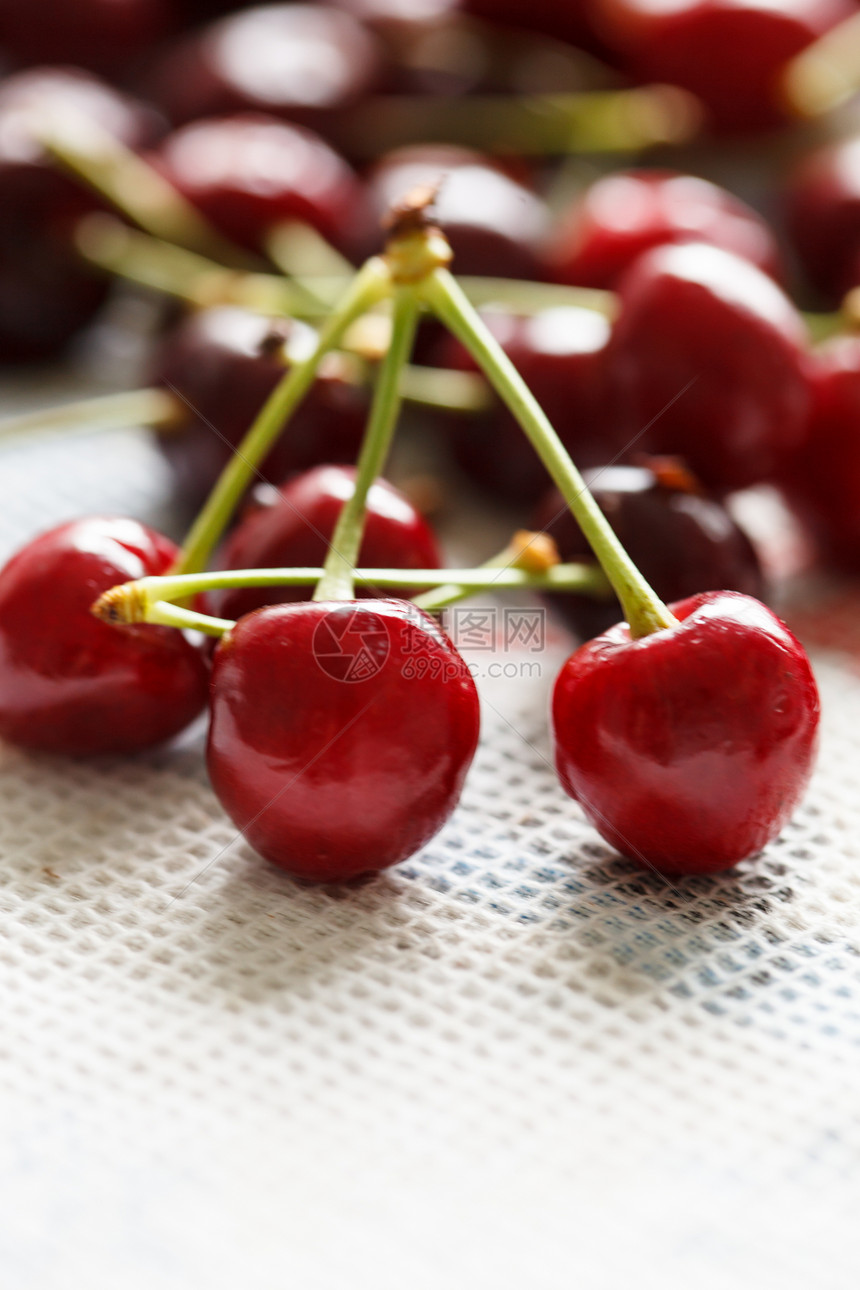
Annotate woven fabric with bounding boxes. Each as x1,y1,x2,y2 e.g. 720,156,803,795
1,419,859,1289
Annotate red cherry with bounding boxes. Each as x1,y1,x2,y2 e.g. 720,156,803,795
608,242,811,494
151,114,370,257
0,68,161,361
0,518,210,757
207,599,480,881
439,305,619,507
552,591,820,874
148,4,382,130
150,307,370,511
212,464,442,620
534,460,764,639
547,169,783,290
779,335,860,571
785,137,860,305
365,145,549,278
593,0,852,133
0,0,172,77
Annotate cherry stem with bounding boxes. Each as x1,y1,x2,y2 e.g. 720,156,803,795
419,267,677,639
41,121,254,270
172,256,393,578
313,288,420,602
75,213,614,319
783,11,860,117
338,86,702,157
0,388,179,444
92,561,605,636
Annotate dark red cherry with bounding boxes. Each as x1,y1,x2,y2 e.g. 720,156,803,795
534,459,765,639
547,169,783,290
212,464,442,620
608,242,811,494
148,4,382,130
438,305,619,508
0,67,161,361
207,599,480,881
462,0,603,53
779,335,860,571
0,0,172,77
0,517,210,757
364,145,549,278
150,307,370,512
785,137,860,305
552,590,820,874
593,0,852,133
150,114,370,258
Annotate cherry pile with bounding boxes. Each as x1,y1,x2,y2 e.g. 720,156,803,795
3,0,857,886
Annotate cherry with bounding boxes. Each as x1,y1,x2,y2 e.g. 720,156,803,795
150,307,370,511
148,4,383,131
784,136,860,305
547,169,783,291
552,590,820,874
364,145,549,278
150,114,371,259
0,0,172,77
0,517,210,757
211,464,442,620
592,0,853,133
778,335,860,571
438,305,619,507
608,241,811,494
207,599,480,881
534,459,765,639
0,67,161,361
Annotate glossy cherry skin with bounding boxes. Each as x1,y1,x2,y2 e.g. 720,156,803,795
151,114,370,258
0,0,172,77
0,68,161,361
547,169,783,290
207,599,480,881
535,460,765,639
364,145,549,278
148,4,382,131
0,518,210,757
552,591,820,874
608,242,811,494
439,305,619,508
212,465,442,619
150,307,370,512
593,0,852,134
785,137,860,305
779,335,860,571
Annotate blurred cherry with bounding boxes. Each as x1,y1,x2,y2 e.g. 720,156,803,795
0,0,172,77
785,136,860,305
593,0,853,133
0,67,161,361
534,458,764,639
547,169,783,290
779,335,860,571
212,464,442,620
439,305,619,507
608,242,811,493
151,307,370,511
147,3,383,131
151,113,371,257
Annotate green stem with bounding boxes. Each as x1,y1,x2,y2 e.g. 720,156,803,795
43,123,253,269
93,562,605,635
0,388,178,444
419,268,677,639
173,256,392,577
313,288,420,602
